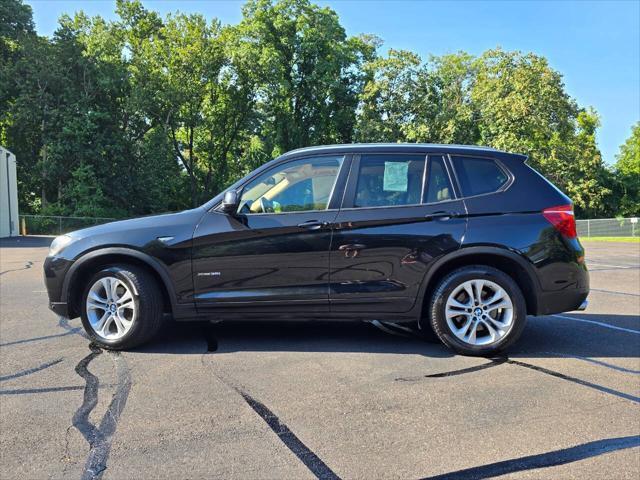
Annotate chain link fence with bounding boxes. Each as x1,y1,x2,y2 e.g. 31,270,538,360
576,217,639,238
19,215,116,236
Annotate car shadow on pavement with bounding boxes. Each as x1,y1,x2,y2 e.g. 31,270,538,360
131,314,639,363
132,320,456,358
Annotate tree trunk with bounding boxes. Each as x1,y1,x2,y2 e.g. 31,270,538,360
41,143,47,208
190,173,197,208
188,127,197,207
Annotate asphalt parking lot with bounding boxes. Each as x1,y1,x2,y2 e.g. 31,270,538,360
1,237,638,479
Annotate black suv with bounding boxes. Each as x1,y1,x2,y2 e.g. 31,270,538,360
44,144,589,355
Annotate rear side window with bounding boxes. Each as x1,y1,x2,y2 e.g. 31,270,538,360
354,155,425,208
451,156,509,197
425,155,453,203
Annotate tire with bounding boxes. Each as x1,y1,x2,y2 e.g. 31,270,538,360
80,264,164,350
428,265,526,356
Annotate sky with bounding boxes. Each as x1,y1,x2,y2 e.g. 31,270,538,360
28,0,640,165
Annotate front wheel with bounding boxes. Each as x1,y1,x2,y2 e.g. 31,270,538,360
80,265,164,350
428,265,527,356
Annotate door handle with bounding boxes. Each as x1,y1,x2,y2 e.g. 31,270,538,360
424,211,457,221
338,243,366,258
338,243,366,251
297,220,329,230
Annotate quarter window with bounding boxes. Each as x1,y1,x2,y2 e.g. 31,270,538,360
238,156,343,214
425,156,453,203
354,155,426,208
451,156,509,196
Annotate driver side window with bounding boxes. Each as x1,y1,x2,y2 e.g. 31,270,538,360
237,156,344,214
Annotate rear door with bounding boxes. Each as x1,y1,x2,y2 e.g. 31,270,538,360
329,153,466,314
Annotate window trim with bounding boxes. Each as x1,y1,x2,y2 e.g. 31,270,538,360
422,154,458,205
229,153,350,216
341,153,429,210
327,155,352,210
447,153,514,200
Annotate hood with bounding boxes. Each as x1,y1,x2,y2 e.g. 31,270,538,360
68,208,206,240
58,208,208,260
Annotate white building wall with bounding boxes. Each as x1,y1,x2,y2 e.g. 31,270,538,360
0,147,19,237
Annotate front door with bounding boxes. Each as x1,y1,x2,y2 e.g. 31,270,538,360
329,153,466,314
192,155,348,314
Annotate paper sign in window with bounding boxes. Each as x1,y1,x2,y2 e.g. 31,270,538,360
383,161,408,192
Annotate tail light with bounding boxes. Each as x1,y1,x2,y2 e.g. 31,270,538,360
543,205,577,239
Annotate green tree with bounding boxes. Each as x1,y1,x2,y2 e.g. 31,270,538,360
357,47,613,217
3,3,190,217
56,163,113,218
408,52,478,144
561,110,615,217
119,2,220,206
471,49,577,170
119,0,259,205
0,0,630,220
237,0,375,155
0,0,34,120
356,49,420,142
356,50,479,144
614,122,640,216
472,49,613,217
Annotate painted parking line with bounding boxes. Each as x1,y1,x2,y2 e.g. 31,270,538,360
589,267,640,272
0,385,86,395
538,352,640,375
587,261,638,269
589,288,640,297
0,329,81,347
551,314,640,335
0,358,63,382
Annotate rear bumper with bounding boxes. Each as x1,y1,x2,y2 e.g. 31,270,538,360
536,287,589,316
532,236,590,316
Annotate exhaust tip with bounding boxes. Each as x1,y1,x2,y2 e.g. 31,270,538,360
577,300,588,311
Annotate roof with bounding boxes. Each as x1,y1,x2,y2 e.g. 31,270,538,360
202,142,528,211
278,143,527,162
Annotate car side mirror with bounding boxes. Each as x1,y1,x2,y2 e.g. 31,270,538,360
220,190,240,215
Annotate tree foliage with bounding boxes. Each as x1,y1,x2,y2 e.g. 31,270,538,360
356,48,622,217
0,0,636,219
614,122,640,216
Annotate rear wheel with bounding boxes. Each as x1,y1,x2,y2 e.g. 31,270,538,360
429,265,526,356
80,265,164,350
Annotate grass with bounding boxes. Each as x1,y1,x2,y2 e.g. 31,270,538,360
581,236,640,243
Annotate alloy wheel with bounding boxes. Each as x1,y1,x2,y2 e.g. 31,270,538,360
86,276,136,340
444,279,514,346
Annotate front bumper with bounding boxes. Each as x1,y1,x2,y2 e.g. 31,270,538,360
44,255,73,317
49,301,69,317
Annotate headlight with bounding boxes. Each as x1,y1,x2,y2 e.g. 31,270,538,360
49,235,73,257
